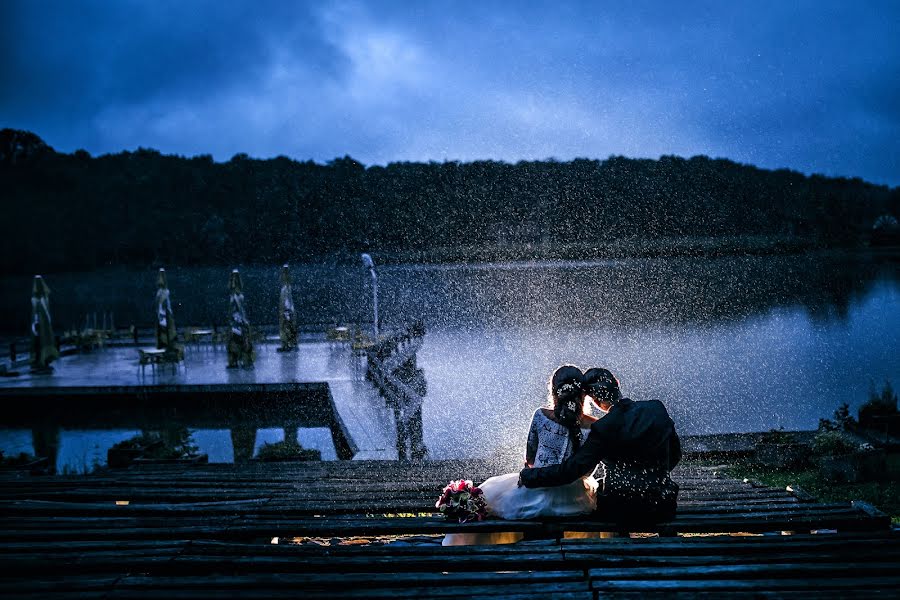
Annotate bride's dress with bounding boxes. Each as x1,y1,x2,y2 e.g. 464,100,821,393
481,409,598,519
442,409,598,546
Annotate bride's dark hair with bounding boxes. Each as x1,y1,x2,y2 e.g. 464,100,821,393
548,365,585,453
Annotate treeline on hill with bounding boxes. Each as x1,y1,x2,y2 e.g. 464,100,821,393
1,129,898,274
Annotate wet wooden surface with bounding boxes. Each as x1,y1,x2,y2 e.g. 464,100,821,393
0,459,896,597
0,342,398,460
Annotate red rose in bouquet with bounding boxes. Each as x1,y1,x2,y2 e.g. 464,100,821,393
435,479,488,523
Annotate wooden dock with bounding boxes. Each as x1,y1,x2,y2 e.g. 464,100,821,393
0,342,400,462
1,460,897,597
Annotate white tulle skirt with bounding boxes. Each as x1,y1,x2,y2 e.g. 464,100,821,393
441,472,598,546
482,472,598,519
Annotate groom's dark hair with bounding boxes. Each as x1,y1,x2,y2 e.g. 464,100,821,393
583,367,622,405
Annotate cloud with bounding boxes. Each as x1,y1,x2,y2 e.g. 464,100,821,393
1,0,898,184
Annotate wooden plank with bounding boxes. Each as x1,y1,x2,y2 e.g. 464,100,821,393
0,540,192,554
593,593,893,600
163,553,567,573
0,489,282,502
0,493,791,511
562,529,898,545
105,573,594,599
0,525,236,542
586,549,900,572
568,548,900,568
851,500,889,518
0,575,120,597
562,532,900,554
0,552,184,575
0,480,759,495
2,499,816,520
1,592,109,600
107,467,702,479
218,507,887,537
0,463,720,483
0,542,571,575
184,538,557,556
0,516,239,530
0,499,819,520
115,570,585,588
0,490,811,515
0,499,273,516
670,506,874,521
0,482,747,496
0,467,718,482
590,576,900,592
0,512,887,544
0,474,735,494
112,586,593,599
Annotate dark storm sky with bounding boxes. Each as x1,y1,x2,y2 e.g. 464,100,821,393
2,1,898,185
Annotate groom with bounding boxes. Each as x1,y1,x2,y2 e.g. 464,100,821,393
519,368,681,523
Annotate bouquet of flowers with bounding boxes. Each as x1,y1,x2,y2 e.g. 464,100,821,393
435,479,488,523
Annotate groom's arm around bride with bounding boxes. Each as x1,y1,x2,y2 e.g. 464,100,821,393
519,395,681,523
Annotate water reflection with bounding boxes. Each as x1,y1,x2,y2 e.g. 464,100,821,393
0,385,346,473
0,425,339,474
0,252,896,334
420,276,900,459
384,252,900,329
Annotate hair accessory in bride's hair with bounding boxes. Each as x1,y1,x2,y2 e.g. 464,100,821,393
553,379,585,451
555,382,581,399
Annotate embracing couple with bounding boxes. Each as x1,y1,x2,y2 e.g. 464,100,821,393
450,365,681,540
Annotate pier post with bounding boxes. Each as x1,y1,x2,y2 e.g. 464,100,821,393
283,425,300,449
231,426,256,463
31,424,60,474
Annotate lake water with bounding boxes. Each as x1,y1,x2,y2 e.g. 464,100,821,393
1,251,898,467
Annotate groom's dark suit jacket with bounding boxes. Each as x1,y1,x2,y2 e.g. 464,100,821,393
520,398,681,521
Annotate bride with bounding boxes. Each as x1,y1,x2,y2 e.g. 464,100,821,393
443,365,598,545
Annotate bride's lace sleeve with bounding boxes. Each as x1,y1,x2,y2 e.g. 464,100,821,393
524,410,540,466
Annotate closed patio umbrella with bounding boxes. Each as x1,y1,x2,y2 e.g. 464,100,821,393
278,264,298,352
227,269,254,368
30,275,59,372
155,268,178,352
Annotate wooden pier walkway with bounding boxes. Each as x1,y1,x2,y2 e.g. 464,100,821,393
1,460,897,597
0,341,402,462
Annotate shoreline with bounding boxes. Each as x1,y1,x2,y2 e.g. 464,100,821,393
4,237,897,278
371,235,825,267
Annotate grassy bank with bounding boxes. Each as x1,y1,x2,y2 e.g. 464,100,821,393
719,454,900,525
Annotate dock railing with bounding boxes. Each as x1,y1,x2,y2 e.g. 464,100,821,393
364,322,428,460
